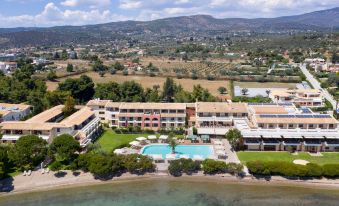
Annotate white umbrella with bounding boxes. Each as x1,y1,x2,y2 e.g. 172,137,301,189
147,135,157,140
129,141,140,146
166,153,176,160
159,135,168,140
136,137,147,141
179,154,190,159
193,155,204,161
114,148,125,154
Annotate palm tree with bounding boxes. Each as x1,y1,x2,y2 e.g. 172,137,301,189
168,132,178,154
168,138,178,154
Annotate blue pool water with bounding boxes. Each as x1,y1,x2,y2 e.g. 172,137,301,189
141,144,213,159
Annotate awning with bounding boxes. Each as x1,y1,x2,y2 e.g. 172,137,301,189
304,140,323,146
244,139,261,145
201,135,210,140
262,139,281,145
187,135,198,140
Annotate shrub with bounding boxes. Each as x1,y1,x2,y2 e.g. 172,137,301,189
168,159,201,176
168,160,183,176
123,154,155,174
306,163,323,178
323,164,339,178
202,159,227,175
49,161,63,171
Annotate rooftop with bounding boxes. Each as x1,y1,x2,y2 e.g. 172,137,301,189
196,102,248,113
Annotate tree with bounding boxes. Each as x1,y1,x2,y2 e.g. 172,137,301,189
61,49,68,60
168,132,178,154
163,77,176,102
62,96,76,117
58,75,95,103
48,134,81,163
66,64,74,72
241,88,249,96
113,62,125,71
225,129,243,150
47,70,57,81
9,135,47,170
218,86,227,94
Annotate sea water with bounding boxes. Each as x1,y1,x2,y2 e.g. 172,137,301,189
1,179,339,206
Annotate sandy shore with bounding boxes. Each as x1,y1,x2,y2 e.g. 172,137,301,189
1,171,339,196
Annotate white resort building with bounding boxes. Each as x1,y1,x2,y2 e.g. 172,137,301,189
0,103,31,122
88,100,339,152
0,105,100,147
269,89,324,108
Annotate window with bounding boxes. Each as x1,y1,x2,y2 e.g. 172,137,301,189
298,124,304,129
99,106,104,109
99,111,105,115
309,124,314,129
258,124,264,128
279,124,284,128
57,128,60,132
288,124,294,128
329,124,334,129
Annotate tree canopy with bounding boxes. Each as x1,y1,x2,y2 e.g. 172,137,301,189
9,135,48,170
48,134,81,163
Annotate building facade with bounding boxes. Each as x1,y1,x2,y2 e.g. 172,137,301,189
269,89,324,107
0,105,100,147
0,103,31,122
88,100,339,152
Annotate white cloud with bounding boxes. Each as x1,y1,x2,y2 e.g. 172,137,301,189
61,0,111,8
0,2,126,27
119,0,142,10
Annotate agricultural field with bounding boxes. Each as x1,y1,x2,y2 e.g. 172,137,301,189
46,72,231,98
140,57,251,78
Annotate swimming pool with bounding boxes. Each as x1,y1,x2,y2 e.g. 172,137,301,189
141,144,214,159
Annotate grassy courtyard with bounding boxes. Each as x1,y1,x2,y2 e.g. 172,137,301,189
237,152,339,165
96,130,153,152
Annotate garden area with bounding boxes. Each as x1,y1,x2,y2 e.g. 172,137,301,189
237,152,339,165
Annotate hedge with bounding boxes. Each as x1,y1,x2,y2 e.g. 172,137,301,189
247,161,339,178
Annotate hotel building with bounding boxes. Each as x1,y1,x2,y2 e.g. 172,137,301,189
0,105,100,147
87,100,186,130
269,89,324,108
88,100,339,152
0,103,31,122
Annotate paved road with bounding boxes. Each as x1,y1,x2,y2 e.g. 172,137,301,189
299,64,338,109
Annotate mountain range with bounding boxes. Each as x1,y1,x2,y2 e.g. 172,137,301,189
0,7,338,47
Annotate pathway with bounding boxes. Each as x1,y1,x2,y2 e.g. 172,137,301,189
300,64,338,109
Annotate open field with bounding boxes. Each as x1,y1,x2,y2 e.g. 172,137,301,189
237,152,339,165
46,72,231,97
234,81,296,89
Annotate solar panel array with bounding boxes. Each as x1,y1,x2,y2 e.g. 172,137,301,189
248,103,293,106
259,114,332,119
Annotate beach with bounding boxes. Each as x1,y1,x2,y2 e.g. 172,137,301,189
1,170,339,197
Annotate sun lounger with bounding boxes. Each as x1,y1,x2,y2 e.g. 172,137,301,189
41,168,45,174
27,170,32,176
23,171,27,176
46,168,50,174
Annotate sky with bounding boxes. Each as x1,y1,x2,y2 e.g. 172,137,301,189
0,0,338,28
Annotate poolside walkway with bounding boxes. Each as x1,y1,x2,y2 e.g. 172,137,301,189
220,139,240,164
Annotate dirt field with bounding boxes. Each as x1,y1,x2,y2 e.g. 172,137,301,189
234,81,296,89
46,72,231,97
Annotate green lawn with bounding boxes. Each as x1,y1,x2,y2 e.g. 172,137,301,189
237,152,339,165
96,130,162,152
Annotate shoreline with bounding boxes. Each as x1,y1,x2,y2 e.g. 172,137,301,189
1,171,339,197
